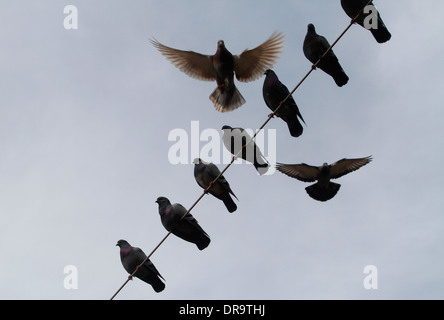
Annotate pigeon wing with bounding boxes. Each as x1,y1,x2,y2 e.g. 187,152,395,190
234,31,285,82
205,162,222,180
172,204,210,242
276,163,319,182
329,156,372,179
131,247,147,263
206,162,238,200
151,39,215,81
132,247,165,281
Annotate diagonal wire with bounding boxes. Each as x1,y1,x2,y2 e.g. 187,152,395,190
110,1,372,300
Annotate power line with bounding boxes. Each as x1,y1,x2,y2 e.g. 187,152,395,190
110,0,373,300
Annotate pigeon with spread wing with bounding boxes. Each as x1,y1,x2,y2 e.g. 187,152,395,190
151,32,285,112
276,156,372,201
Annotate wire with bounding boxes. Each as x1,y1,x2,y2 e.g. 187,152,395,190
110,0,373,300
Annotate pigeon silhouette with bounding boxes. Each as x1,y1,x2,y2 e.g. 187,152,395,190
221,125,270,175
303,24,349,87
193,158,238,213
116,239,165,293
155,196,210,250
341,0,391,43
276,156,372,201
263,69,306,137
151,32,284,112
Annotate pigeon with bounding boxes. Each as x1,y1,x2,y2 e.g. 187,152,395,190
116,239,165,293
193,158,238,213
276,156,372,201
221,125,270,175
303,24,349,87
341,0,391,43
263,69,306,137
151,32,285,112
155,196,210,250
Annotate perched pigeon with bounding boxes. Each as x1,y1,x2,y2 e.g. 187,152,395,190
303,24,349,87
341,0,391,43
151,32,285,112
263,69,306,137
221,125,270,175
276,156,372,201
116,239,165,293
193,158,238,213
155,196,210,250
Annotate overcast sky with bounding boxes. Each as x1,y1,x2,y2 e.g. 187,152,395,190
0,0,443,300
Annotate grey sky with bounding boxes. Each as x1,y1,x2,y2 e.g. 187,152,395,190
0,1,443,299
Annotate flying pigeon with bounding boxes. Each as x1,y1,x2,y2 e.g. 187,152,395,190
155,196,210,250
276,156,372,201
116,239,165,293
221,125,270,175
303,24,349,87
151,32,285,112
193,158,238,213
263,69,306,137
341,0,391,43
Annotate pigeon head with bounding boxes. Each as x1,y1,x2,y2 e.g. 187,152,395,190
320,163,331,175
155,196,170,204
264,69,278,82
155,196,172,211
193,158,208,171
217,40,225,48
116,239,131,248
307,24,316,33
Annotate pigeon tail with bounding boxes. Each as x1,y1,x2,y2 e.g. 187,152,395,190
316,57,349,87
305,182,341,202
210,85,246,112
254,161,270,176
195,233,211,250
151,278,166,293
332,69,349,87
370,24,391,43
172,228,211,250
286,114,304,137
222,194,237,213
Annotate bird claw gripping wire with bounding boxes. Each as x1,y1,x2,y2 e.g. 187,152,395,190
352,8,365,24
204,181,214,194
128,265,141,280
